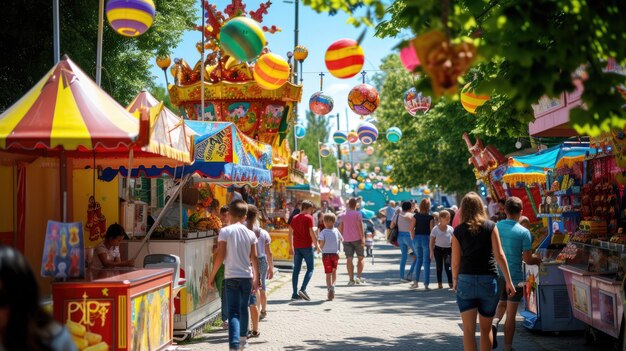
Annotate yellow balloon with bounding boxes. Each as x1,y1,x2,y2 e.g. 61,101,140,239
358,183,365,190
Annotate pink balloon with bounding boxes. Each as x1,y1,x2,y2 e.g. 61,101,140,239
400,42,420,71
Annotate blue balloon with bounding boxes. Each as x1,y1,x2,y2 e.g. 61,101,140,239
385,165,393,171
364,182,373,190
295,124,306,139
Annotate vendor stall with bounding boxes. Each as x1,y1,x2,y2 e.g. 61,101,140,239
104,120,273,338
0,56,196,349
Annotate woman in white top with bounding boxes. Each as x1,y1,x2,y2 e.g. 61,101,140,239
92,224,135,269
390,201,416,281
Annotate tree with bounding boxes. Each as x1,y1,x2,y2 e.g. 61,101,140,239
374,54,517,194
150,86,177,112
304,1,626,136
0,0,196,111
288,110,338,175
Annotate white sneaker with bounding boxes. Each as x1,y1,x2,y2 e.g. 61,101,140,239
348,280,355,286
357,277,366,284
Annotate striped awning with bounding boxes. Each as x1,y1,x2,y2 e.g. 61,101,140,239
0,56,193,167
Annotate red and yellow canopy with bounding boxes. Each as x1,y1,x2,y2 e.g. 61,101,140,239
0,56,193,167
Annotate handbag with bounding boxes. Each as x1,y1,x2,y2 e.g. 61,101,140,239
388,213,400,247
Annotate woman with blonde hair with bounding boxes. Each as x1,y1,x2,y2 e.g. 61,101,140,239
452,192,515,351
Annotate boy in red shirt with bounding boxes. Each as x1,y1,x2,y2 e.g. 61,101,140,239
289,200,320,301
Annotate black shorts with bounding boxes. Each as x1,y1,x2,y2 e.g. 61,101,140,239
498,276,523,303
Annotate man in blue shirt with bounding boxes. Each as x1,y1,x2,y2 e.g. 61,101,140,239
492,197,542,350
379,200,397,239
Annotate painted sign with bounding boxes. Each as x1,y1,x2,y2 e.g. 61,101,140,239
41,221,85,279
64,293,113,350
131,286,171,351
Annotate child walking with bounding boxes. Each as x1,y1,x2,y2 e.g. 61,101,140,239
209,200,259,351
429,210,454,289
318,213,343,301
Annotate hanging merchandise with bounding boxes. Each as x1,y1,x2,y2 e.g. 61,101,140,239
357,122,378,145
386,127,402,143
253,53,290,90
347,131,359,144
348,84,380,116
324,38,365,79
400,41,420,72
310,92,334,116
333,131,348,144
219,17,266,62
294,124,306,139
460,82,490,114
404,87,431,115
106,0,156,37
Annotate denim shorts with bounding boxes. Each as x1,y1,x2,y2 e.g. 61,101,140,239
456,274,499,317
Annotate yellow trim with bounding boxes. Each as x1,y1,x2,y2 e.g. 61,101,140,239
329,64,363,78
325,45,364,61
0,66,53,148
50,71,92,149
118,295,127,348
502,173,546,185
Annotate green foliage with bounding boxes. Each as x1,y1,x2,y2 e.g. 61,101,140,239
302,0,385,27
288,110,338,175
375,55,517,193
150,86,177,112
305,0,626,136
0,0,197,111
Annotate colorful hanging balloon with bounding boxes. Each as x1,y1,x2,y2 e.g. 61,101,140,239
357,122,378,145
340,145,350,155
377,182,384,189
324,39,365,79
358,183,365,190
365,146,374,155
347,131,359,144
295,124,306,139
105,0,156,37
386,127,402,143
391,185,399,195
386,165,393,172
400,41,420,71
219,17,266,62
333,131,347,144
320,145,331,158
404,87,431,116
293,45,309,61
253,53,290,90
460,82,490,114
365,182,373,190
348,84,380,116
309,91,334,115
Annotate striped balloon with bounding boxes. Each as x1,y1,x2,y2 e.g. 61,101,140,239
333,131,347,144
386,127,402,143
220,17,266,62
358,122,378,145
320,145,331,158
106,0,156,37
254,53,290,90
460,82,490,114
324,39,365,79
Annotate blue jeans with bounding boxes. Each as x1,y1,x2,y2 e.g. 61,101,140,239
292,247,314,298
221,284,228,322
456,274,499,317
412,235,431,286
225,278,252,349
397,232,412,279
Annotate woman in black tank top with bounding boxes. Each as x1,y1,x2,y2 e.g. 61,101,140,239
451,192,515,351
407,199,434,289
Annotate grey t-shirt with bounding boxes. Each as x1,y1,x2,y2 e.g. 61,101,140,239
318,228,343,254
430,224,453,248
219,223,258,279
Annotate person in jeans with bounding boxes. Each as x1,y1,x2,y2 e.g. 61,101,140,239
380,200,397,239
492,197,542,351
339,198,365,285
209,200,259,351
216,205,230,329
411,198,434,289
429,209,453,289
318,213,344,300
452,192,515,351
245,205,273,338
289,200,320,301
390,201,416,282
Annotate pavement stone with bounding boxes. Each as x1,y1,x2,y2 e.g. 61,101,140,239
179,242,614,350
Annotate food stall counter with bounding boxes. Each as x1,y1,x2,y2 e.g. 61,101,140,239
52,268,174,351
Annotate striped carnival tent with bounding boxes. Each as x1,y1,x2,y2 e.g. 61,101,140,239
0,56,193,167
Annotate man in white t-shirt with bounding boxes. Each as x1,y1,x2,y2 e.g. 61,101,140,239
209,200,259,351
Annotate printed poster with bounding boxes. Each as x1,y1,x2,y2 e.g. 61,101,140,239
41,221,85,279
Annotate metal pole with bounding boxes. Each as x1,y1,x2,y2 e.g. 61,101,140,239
336,113,341,161
200,0,205,120
318,142,323,172
345,108,352,168
53,0,60,64
96,0,104,86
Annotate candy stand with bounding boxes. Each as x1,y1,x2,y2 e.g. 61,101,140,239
0,56,197,350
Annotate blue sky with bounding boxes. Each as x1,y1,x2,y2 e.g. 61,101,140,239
149,1,410,139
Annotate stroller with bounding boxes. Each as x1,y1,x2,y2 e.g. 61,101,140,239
363,219,376,264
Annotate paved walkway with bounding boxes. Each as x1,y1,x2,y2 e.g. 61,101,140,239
181,242,612,350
